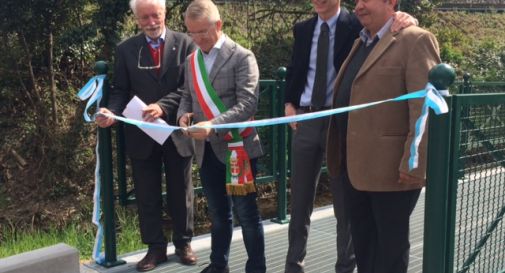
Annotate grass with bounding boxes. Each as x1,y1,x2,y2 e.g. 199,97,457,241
0,207,144,261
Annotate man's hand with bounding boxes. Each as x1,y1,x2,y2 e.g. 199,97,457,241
285,103,298,130
398,171,423,185
142,103,164,123
187,120,214,140
95,108,116,128
390,11,418,33
179,113,193,136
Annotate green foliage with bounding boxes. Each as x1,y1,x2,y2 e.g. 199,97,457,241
433,27,467,66
399,0,438,26
428,12,505,81
342,0,438,26
465,39,505,81
1,0,505,260
0,0,131,231
0,207,143,260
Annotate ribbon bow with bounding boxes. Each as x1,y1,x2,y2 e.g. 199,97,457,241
409,83,449,170
77,75,106,122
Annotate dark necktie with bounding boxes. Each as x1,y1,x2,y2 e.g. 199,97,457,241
311,22,330,108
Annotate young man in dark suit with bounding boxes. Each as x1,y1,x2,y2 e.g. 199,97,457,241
283,0,417,272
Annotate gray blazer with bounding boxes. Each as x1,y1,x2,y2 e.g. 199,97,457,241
178,35,263,166
108,28,195,159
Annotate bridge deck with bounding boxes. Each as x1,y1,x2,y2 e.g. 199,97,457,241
82,192,425,273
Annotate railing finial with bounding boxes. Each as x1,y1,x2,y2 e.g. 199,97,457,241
428,63,456,90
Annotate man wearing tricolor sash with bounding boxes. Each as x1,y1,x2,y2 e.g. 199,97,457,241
177,1,265,273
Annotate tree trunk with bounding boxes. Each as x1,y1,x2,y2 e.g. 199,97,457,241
48,30,58,125
75,6,85,82
20,32,42,103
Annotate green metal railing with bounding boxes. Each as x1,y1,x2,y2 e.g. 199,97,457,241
424,78,505,273
113,67,290,215
451,73,505,95
94,61,126,267
94,62,290,266
94,61,505,271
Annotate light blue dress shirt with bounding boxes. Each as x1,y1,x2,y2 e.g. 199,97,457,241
300,10,341,108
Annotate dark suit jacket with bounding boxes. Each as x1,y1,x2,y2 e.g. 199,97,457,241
108,28,196,159
284,9,362,107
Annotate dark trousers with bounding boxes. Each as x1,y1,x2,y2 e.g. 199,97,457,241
199,142,266,273
341,170,421,273
130,137,194,250
285,115,355,273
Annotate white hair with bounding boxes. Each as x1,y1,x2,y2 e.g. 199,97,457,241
129,0,166,16
184,0,221,23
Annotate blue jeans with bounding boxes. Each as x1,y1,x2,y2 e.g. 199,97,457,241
200,143,266,273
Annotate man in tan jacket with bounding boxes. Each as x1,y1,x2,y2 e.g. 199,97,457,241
326,0,440,271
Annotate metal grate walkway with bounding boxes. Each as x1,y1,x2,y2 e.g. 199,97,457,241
83,192,425,273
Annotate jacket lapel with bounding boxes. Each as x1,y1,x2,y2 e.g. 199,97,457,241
333,9,353,68
160,28,177,79
354,31,397,81
208,36,234,83
300,17,317,70
332,38,361,105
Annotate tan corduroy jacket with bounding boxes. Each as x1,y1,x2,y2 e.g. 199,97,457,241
327,26,441,192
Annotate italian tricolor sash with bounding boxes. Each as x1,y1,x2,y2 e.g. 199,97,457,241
189,49,255,196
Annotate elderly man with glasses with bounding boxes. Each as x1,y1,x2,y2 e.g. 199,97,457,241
95,0,197,271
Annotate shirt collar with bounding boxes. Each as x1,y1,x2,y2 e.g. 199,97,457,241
214,33,226,50
316,9,340,32
202,33,227,55
145,27,166,46
359,16,393,46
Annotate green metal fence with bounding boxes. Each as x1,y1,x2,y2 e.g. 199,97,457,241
112,67,290,217
94,61,505,271
452,73,505,95
424,81,505,273
93,62,290,266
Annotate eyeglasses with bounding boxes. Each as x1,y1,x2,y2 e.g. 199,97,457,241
137,45,161,70
136,12,163,23
186,25,215,38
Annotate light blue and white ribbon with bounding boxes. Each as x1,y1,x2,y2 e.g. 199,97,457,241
99,90,428,129
77,75,106,122
77,75,106,263
91,136,105,264
95,84,449,171
78,79,449,263
409,83,449,170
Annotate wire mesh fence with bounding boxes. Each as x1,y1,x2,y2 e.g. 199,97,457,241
452,92,505,273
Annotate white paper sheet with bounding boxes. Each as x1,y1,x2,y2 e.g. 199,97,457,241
122,96,173,145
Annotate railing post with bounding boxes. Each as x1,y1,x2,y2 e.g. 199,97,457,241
116,123,128,206
272,66,289,224
95,61,125,267
423,64,456,273
458,73,471,178
462,73,472,94
423,97,453,273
